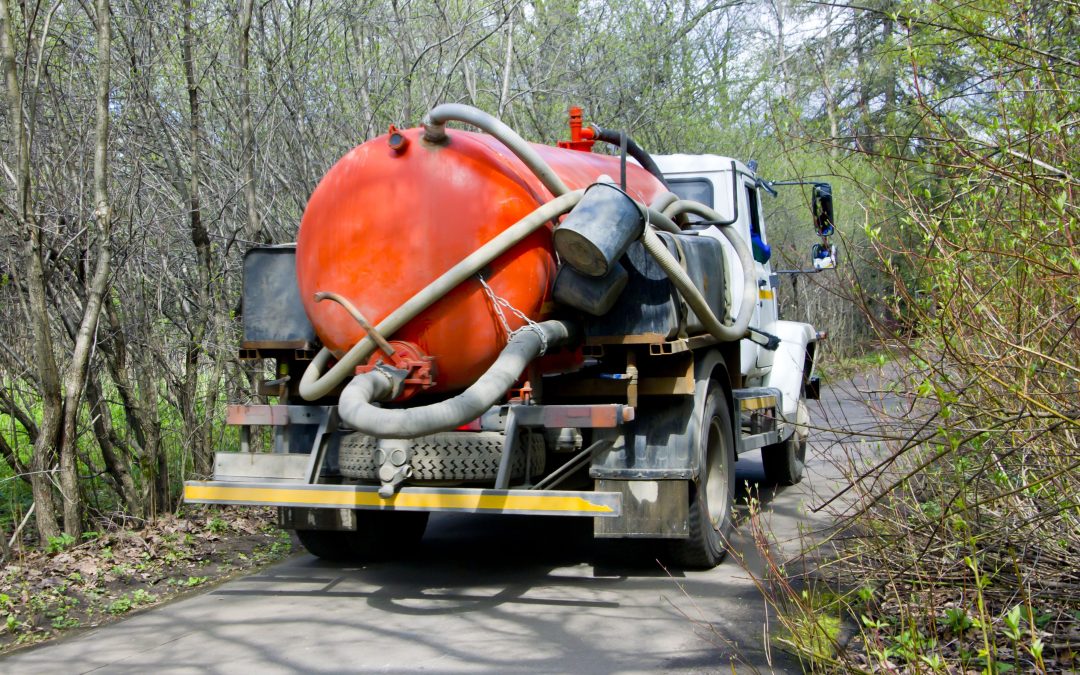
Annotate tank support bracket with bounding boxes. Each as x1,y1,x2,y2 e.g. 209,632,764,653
492,403,635,490
510,404,635,429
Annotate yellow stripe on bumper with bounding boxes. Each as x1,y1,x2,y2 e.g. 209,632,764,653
739,395,777,411
184,481,620,517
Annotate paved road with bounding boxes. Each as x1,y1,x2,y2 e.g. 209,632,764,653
1,379,892,674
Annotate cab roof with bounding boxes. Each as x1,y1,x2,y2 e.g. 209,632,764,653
651,154,752,177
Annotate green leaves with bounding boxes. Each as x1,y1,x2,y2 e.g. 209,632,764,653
945,606,975,633
1002,604,1023,642
45,533,76,555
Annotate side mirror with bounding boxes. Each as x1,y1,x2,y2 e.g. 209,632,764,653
812,183,834,236
812,243,837,270
768,177,839,274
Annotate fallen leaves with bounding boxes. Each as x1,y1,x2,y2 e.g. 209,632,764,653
0,506,291,653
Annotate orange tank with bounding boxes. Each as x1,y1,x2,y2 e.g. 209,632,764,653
296,126,667,397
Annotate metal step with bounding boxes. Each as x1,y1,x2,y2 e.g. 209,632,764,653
733,387,783,452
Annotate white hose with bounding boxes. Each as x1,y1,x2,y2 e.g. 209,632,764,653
640,227,755,342
642,195,759,342
648,191,680,214
423,103,571,199
298,190,585,400
643,206,681,233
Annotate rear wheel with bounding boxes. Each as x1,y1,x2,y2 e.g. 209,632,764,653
670,383,735,569
295,529,355,562
296,511,429,562
761,398,808,486
352,511,429,560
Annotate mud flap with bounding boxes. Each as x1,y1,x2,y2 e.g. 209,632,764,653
593,479,689,538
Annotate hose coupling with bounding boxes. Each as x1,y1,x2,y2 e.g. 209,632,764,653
372,363,410,401
421,114,448,144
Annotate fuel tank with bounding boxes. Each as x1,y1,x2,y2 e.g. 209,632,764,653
296,126,667,396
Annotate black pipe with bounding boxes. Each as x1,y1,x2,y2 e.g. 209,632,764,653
589,124,671,190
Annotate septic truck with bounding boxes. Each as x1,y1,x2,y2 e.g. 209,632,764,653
183,104,836,568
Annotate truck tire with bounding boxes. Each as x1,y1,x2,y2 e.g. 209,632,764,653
338,431,544,482
351,511,429,561
761,398,808,486
670,383,735,569
295,529,356,562
296,511,429,562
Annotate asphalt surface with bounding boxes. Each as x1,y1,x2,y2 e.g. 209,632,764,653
1,377,894,674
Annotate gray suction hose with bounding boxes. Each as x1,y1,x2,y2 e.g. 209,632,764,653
640,228,754,342
663,199,737,222
643,205,682,233
298,190,584,400
643,192,684,232
423,104,571,199
649,191,680,214
338,321,574,438
642,192,759,342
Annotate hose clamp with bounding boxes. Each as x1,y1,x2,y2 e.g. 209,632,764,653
510,324,549,356
372,363,409,400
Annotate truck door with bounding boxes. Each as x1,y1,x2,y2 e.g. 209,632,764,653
744,178,779,377
744,179,777,326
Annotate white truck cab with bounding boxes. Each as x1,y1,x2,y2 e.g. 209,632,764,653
653,154,819,424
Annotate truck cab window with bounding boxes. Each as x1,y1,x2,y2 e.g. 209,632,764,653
668,178,713,223
668,177,713,206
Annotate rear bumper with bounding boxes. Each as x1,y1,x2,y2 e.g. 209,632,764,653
184,481,621,518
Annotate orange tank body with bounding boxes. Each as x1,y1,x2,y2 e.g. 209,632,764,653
296,126,667,397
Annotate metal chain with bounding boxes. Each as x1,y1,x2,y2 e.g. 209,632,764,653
476,273,548,355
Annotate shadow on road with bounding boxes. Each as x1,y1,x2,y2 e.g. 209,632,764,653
186,455,803,672
0,431,831,674
211,455,788,608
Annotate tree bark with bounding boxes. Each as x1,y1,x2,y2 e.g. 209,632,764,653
181,0,214,479
84,373,143,516
53,0,115,537
0,0,62,541
238,0,260,243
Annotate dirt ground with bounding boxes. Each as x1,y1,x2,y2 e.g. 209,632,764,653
0,506,292,654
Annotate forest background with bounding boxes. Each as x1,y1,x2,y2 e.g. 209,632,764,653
1,0,1076,670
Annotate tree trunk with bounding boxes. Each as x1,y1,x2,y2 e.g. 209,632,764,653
0,0,62,542
54,0,115,537
238,0,260,243
181,0,214,478
85,373,144,516
497,8,514,117
99,300,166,515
